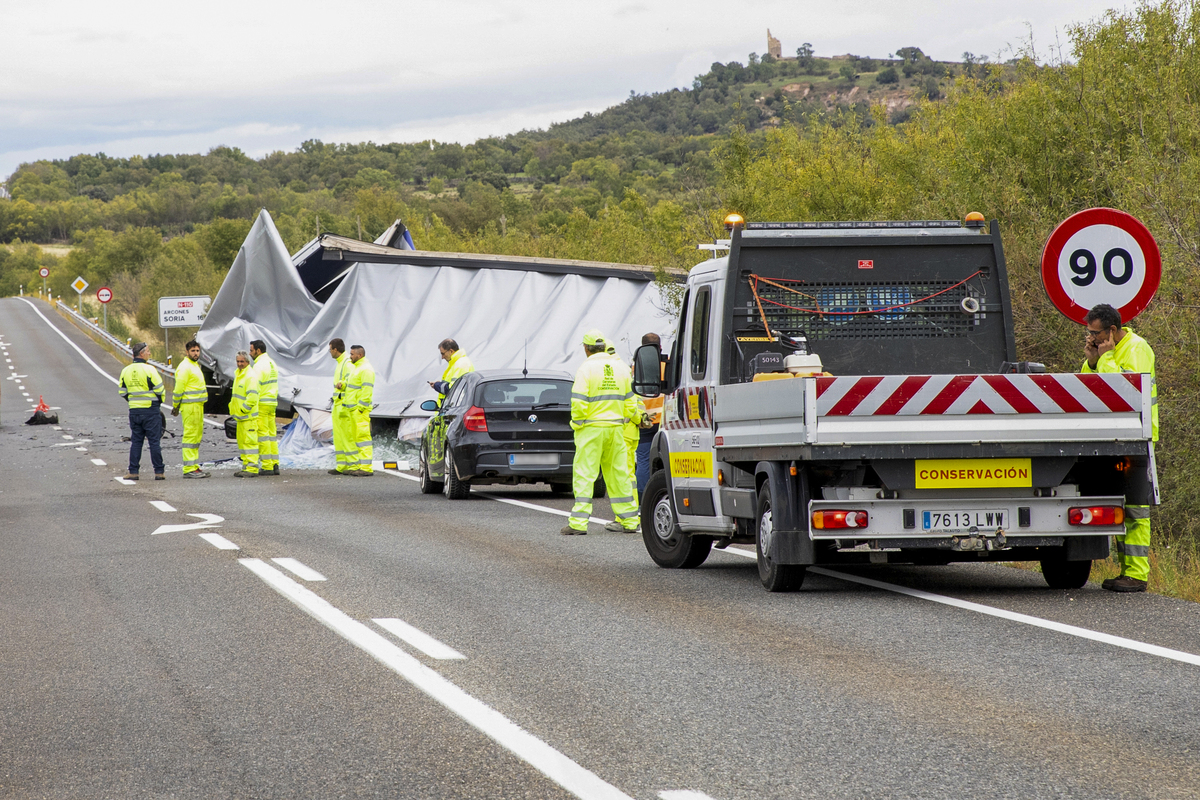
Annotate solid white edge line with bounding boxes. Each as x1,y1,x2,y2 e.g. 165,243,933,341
271,557,327,582
239,558,633,800
373,617,467,660
16,297,119,385
150,500,177,513
199,532,240,550
378,468,613,525
91,458,107,466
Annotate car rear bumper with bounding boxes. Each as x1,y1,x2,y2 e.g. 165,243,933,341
454,442,575,484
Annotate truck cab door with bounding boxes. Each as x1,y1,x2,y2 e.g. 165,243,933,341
669,282,721,525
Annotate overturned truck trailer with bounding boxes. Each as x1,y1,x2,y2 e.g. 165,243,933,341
197,210,677,436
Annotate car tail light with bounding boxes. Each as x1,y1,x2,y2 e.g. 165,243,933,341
1068,506,1124,526
812,510,868,529
464,406,488,432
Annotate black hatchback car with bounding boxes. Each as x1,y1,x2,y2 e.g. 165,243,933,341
418,369,604,499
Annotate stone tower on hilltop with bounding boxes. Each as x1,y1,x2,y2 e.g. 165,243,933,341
767,29,781,59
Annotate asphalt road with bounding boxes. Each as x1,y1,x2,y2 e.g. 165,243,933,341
3,295,1200,800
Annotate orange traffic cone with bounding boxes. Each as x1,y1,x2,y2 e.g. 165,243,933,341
35,396,50,412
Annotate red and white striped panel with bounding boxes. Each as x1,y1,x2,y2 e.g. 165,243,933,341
815,374,1144,416
664,386,712,430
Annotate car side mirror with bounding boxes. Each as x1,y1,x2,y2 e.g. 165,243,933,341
420,399,440,412
632,344,663,397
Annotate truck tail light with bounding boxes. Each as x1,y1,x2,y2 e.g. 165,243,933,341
812,510,868,529
464,406,488,432
1067,506,1125,526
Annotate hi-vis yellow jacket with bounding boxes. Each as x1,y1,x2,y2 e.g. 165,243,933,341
172,357,207,411
253,353,279,405
333,352,353,409
1082,326,1158,441
570,352,637,430
230,366,260,422
118,360,164,410
348,358,376,413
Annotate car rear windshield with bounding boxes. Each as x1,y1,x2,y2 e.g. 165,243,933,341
476,380,572,407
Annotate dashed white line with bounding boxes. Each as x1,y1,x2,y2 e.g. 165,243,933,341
373,617,466,660
271,557,327,582
240,558,634,800
150,500,177,513
198,532,240,550
74,446,87,452
91,458,107,466
61,434,73,440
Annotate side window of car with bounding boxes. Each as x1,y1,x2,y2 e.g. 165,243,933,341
446,379,468,410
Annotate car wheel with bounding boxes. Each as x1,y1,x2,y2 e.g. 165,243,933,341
1041,558,1092,589
640,470,711,569
418,448,442,495
550,483,572,496
444,447,471,500
756,481,806,592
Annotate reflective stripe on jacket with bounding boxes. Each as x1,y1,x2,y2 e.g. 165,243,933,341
118,360,164,409
349,358,375,412
571,352,636,429
438,350,475,403
1082,327,1158,441
173,358,207,410
333,353,352,408
230,366,260,422
254,353,279,404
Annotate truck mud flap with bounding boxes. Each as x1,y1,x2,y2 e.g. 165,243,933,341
756,461,814,565
1064,535,1109,560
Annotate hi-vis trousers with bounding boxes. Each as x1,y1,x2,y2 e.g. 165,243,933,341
354,408,373,474
237,417,260,474
1117,507,1151,582
570,425,638,532
181,405,204,474
332,405,356,472
258,402,278,471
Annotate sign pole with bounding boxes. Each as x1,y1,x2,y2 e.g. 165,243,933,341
103,304,107,332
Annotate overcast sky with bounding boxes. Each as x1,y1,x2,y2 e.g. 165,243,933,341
0,0,1134,181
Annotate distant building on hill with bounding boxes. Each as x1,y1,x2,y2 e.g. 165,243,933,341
767,29,781,59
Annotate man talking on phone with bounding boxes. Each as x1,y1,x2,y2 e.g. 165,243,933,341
1082,303,1158,593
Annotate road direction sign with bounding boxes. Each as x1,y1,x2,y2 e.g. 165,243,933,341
1041,207,1161,323
39,268,49,278
158,295,211,328
71,276,89,294
97,287,112,304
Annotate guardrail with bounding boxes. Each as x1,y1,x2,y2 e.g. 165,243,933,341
51,299,176,377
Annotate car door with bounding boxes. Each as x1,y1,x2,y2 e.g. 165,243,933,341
673,282,720,525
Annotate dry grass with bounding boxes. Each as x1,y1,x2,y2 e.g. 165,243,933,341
1008,539,1200,603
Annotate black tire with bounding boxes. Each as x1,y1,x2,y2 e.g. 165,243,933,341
418,448,442,495
550,482,572,496
1041,558,1092,589
593,475,607,499
755,481,806,592
640,470,712,569
444,447,471,500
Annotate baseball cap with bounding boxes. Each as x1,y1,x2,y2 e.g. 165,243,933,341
582,329,606,346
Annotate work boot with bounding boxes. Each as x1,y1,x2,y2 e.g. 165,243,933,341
271,467,280,475
1102,576,1119,590
622,525,641,535
1104,575,1148,593
560,524,587,535
183,471,208,479
234,470,257,478
344,469,363,477
154,473,165,481
328,469,345,476
260,467,278,476
123,473,139,481
604,520,625,532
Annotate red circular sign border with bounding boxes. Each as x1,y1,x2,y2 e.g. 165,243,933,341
39,268,49,278
1040,207,1161,324
96,286,113,303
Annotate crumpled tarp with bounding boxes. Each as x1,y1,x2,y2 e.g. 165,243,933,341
197,210,677,419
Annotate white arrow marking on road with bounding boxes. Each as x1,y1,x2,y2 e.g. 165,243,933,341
114,477,136,485
151,513,224,535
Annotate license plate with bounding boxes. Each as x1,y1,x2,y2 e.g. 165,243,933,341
922,509,1007,532
509,453,559,467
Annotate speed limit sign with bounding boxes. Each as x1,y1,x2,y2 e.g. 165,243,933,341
1041,207,1161,323
39,268,49,278
97,287,112,304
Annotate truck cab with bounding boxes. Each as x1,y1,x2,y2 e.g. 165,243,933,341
633,217,1156,591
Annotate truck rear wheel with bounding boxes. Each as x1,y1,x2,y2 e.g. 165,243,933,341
1040,558,1092,590
756,482,806,592
641,470,711,569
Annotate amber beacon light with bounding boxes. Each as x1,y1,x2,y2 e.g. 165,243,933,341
724,213,745,230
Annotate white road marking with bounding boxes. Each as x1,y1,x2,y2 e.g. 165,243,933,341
659,792,720,800
16,297,119,385
716,546,1200,668
199,532,240,550
150,500,177,513
91,458,107,466
271,557,327,582
378,467,613,525
52,426,61,430
114,476,136,485
240,559,634,800
61,434,73,440
74,446,87,452
152,513,224,535
373,617,466,660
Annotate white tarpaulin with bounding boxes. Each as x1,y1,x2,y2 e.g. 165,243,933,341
198,210,677,418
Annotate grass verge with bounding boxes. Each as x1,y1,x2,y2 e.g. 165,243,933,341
1008,537,1200,603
